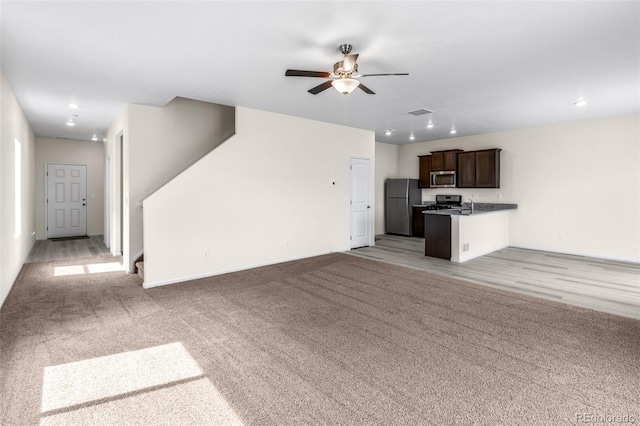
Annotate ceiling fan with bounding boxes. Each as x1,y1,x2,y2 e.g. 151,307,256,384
285,44,409,95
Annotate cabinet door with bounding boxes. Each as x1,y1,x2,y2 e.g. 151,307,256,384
431,152,444,171
476,150,500,188
443,151,458,170
425,214,451,259
457,152,476,188
418,156,432,188
412,207,425,237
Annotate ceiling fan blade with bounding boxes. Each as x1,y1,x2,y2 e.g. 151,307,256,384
358,82,375,95
286,69,331,78
308,80,333,95
360,73,409,77
343,54,359,71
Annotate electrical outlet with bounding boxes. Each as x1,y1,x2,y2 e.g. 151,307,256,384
143,187,148,195
463,243,470,252
498,193,503,200
203,250,209,259
558,233,565,240
285,239,289,247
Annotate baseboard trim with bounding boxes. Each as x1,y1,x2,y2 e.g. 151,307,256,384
142,250,346,289
509,244,640,264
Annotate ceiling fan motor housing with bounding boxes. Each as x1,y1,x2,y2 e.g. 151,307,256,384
333,61,357,77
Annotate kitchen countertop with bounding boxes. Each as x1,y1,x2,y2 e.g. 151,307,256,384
418,203,517,216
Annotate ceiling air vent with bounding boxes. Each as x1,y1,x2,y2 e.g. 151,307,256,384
407,108,433,116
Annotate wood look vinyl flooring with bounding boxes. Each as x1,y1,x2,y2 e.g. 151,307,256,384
348,234,640,320
26,235,112,263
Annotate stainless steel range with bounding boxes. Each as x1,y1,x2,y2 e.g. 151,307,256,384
424,194,463,210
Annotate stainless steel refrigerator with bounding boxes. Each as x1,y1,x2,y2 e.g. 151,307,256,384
385,179,422,236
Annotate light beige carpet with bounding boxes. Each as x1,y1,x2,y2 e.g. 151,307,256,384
1,253,638,425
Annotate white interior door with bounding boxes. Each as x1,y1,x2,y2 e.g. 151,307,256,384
46,163,87,238
350,157,371,249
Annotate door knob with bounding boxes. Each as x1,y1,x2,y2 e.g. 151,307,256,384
367,205,371,208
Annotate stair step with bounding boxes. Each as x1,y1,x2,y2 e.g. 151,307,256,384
135,261,144,281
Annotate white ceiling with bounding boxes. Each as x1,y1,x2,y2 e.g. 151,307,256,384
1,1,638,144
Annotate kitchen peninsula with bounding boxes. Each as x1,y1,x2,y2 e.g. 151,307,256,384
421,202,517,262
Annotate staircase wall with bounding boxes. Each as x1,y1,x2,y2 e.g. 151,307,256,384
142,106,375,287
104,97,235,272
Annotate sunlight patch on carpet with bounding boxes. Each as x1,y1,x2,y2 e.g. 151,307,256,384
39,377,242,425
54,262,122,276
41,342,202,411
40,342,243,424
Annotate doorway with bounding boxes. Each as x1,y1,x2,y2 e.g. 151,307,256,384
105,156,111,249
45,163,88,238
349,157,372,249
119,134,124,257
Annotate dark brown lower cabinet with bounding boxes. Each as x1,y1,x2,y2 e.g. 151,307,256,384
425,214,451,260
412,207,425,237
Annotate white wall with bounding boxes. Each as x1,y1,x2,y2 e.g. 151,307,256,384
374,142,399,235
143,107,375,287
1,70,36,309
387,114,640,262
34,138,105,239
103,97,235,271
451,211,510,263
103,106,129,256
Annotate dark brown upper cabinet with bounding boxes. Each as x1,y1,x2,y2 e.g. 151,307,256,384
456,148,501,188
431,150,463,171
418,155,432,188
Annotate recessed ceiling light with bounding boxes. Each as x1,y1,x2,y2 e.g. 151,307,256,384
427,122,434,129
409,134,415,141
450,128,457,135
385,129,392,136
66,122,75,127
91,135,98,141
574,99,588,107
68,103,79,109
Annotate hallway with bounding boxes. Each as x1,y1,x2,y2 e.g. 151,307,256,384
25,235,112,264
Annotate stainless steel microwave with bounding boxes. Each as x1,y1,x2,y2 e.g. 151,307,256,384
430,170,456,188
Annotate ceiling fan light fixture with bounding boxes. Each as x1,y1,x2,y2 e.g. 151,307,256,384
332,78,360,95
